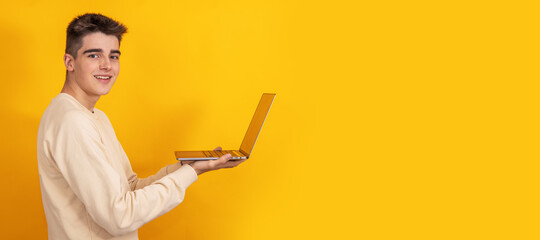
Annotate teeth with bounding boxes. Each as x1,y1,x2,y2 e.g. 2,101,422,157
95,76,111,80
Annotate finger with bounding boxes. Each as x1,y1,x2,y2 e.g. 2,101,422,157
214,146,222,151
216,153,232,165
181,160,195,165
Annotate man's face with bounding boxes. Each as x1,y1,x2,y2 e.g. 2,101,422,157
67,32,121,97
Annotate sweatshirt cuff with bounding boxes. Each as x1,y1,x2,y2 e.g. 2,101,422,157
170,164,198,189
165,162,183,174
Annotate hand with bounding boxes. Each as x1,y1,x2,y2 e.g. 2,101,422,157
187,146,246,175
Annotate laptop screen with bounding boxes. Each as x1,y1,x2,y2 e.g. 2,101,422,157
239,93,275,156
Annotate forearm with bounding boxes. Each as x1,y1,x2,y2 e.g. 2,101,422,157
129,162,183,190
101,165,197,236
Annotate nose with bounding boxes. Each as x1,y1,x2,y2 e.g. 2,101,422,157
99,57,112,70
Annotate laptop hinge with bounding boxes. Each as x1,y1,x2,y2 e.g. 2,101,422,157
239,149,248,156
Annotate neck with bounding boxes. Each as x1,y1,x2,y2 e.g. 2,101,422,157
61,81,99,112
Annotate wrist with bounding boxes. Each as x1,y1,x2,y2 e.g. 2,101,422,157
188,163,203,175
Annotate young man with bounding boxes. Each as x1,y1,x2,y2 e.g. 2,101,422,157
37,13,244,240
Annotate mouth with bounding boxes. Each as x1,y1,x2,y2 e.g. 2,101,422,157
94,75,112,82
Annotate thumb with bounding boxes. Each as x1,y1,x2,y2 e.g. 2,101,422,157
217,153,232,164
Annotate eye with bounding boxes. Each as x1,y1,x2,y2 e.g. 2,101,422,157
110,55,120,60
88,54,99,59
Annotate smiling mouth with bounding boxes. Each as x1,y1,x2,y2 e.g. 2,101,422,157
94,75,112,80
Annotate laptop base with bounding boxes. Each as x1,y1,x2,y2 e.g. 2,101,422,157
175,150,247,161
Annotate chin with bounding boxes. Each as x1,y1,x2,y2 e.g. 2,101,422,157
93,88,112,96
100,90,112,95
98,85,115,95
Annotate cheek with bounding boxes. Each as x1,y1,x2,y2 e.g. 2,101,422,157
113,63,120,75
77,61,97,74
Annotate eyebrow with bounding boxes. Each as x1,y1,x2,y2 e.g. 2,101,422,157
82,48,121,55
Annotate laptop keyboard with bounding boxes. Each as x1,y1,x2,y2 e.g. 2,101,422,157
203,150,241,157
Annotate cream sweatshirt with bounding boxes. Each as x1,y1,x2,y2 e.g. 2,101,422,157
37,93,197,239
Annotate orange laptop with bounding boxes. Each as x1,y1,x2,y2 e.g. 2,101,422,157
175,93,275,161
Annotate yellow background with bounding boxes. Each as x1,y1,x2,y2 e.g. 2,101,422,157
0,0,538,239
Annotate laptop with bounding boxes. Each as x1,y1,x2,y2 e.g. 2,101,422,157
175,93,276,161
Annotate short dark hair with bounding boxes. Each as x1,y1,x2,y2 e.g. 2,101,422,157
65,13,127,58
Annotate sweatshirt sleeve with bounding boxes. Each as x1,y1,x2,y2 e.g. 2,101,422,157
123,146,184,190
126,163,181,190
51,111,197,236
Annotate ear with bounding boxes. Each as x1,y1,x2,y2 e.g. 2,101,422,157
64,53,75,72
